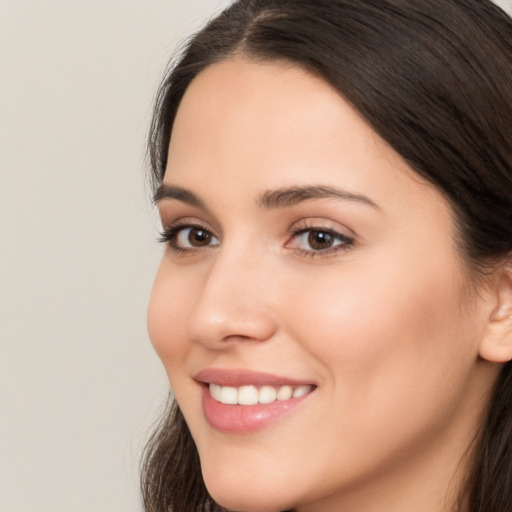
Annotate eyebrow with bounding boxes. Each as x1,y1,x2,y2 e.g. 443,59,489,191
154,183,380,211
257,185,381,211
153,184,206,209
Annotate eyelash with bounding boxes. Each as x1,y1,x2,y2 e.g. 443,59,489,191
158,222,355,258
158,223,217,254
286,225,355,258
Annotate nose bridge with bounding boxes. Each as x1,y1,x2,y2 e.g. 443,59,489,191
189,241,276,347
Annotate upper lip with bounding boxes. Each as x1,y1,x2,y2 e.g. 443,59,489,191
194,368,316,387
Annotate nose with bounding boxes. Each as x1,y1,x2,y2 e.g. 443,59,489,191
188,248,277,348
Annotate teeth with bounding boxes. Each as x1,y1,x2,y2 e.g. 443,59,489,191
209,383,313,405
210,383,222,401
292,385,311,398
238,385,259,405
276,385,293,401
259,385,277,404
219,386,238,405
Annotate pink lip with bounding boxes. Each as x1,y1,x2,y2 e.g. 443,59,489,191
195,368,316,433
194,368,314,387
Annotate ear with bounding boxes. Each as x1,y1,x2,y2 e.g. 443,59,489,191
479,261,512,363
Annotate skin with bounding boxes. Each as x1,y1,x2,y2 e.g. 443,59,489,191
147,59,505,512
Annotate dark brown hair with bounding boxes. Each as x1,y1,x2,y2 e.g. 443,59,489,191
141,1,512,511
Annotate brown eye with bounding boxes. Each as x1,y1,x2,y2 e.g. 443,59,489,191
188,227,212,247
173,226,219,249
307,230,334,250
289,227,354,255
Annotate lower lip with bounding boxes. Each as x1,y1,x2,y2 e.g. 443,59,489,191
201,385,313,433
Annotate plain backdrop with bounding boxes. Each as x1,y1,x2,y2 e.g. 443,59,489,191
1,1,511,511
0,1,231,511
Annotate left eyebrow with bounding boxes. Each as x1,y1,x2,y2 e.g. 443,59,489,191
153,184,206,209
257,185,381,211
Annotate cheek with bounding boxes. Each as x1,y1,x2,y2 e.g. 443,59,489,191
267,255,480,486
284,264,459,359
280,251,475,426
147,259,196,371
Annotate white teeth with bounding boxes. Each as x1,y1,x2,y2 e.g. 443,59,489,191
259,385,277,404
209,383,313,405
210,383,222,401
219,386,238,405
276,385,293,401
292,385,311,398
238,385,259,405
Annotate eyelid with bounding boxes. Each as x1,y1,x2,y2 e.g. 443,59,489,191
157,201,222,233
287,228,354,249
159,214,218,233
287,218,355,239
158,218,219,251
285,219,356,256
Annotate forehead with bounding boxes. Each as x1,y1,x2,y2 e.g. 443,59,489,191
165,58,449,222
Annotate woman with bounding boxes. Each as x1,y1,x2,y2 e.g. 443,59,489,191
142,1,512,511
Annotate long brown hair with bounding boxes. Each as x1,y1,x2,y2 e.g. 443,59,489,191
141,1,512,510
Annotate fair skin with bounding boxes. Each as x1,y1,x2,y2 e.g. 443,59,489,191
147,59,511,512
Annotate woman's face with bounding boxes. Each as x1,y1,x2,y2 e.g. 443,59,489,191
148,59,496,512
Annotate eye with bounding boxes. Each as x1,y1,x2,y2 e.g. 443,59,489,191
159,224,220,251
288,227,354,255
176,226,217,248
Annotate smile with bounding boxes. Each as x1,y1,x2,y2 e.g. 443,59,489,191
209,383,314,405
196,369,316,432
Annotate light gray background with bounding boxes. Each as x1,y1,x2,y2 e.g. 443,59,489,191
0,1,231,511
1,1,511,511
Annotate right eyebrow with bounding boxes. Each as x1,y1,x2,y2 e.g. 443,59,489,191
153,184,206,209
257,184,381,211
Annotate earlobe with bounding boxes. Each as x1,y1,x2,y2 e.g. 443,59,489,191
479,262,512,363
479,315,512,363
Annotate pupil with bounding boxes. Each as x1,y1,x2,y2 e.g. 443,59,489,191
308,231,332,250
189,228,211,246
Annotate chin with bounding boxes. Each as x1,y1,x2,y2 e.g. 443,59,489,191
208,494,288,512
203,470,295,512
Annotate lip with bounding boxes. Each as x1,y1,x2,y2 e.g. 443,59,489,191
194,368,315,387
195,368,316,433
